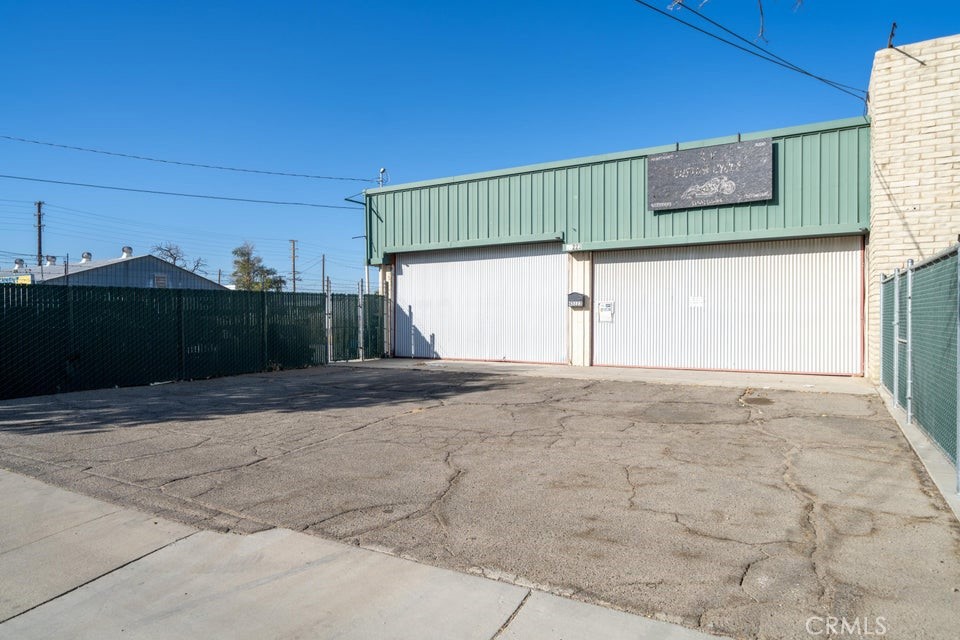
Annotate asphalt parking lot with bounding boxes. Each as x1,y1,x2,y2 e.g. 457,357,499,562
1,363,958,639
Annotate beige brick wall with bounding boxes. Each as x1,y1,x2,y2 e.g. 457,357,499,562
866,34,960,381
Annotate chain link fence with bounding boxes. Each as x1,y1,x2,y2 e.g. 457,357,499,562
880,246,959,493
0,284,386,400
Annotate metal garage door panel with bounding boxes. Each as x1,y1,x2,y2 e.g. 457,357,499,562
593,237,862,374
395,243,567,363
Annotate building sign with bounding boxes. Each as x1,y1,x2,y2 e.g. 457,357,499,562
0,274,34,284
647,138,773,211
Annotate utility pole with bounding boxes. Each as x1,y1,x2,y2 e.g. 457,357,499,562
321,254,326,293
289,239,298,293
373,169,387,294
217,269,222,285
35,201,44,266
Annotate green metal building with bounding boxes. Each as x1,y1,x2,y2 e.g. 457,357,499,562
365,116,870,374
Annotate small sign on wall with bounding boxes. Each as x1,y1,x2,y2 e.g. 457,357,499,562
598,301,614,323
0,274,33,284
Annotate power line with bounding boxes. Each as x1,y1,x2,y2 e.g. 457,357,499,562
41,211,365,261
669,1,867,95
631,0,866,101
0,135,376,183
0,174,363,210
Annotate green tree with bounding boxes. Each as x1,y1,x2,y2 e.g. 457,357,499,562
231,242,286,292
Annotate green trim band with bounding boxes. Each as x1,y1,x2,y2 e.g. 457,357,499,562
562,225,869,253
382,232,564,258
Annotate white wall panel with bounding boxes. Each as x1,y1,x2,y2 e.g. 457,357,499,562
395,243,567,363
593,237,863,374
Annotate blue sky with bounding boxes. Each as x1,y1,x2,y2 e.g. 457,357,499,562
0,1,955,291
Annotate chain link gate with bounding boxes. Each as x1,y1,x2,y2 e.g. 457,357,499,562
880,245,960,495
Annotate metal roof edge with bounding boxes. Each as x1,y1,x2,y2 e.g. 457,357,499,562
43,254,226,288
366,116,870,196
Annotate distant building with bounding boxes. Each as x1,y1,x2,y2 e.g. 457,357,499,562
0,247,225,290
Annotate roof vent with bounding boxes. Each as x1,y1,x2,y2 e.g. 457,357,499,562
45,255,57,266
120,246,133,259
13,258,24,272
80,251,92,263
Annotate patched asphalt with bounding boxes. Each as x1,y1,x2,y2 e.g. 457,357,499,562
0,365,957,639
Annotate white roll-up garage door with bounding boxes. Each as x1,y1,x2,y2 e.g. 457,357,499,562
394,243,568,363
593,237,863,374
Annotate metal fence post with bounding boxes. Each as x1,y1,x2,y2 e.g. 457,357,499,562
383,281,391,358
906,259,914,425
879,273,884,388
893,268,901,408
177,290,185,381
325,278,333,363
956,252,960,495
261,291,269,371
357,281,365,362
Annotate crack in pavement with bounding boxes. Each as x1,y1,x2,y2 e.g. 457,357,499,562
4,370,957,640
489,589,531,640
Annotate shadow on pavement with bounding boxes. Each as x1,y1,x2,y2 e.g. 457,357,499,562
0,365,504,435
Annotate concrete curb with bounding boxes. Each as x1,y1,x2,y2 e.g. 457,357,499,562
335,358,876,395
878,387,960,523
0,469,715,640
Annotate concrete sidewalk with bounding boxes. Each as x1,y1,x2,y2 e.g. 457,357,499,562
0,469,712,640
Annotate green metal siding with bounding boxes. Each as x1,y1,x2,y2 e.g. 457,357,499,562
365,117,870,265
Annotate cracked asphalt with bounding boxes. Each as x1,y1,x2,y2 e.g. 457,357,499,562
1,365,958,639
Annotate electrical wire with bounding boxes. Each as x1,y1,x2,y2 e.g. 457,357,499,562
40,213,365,263
631,0,866,102
0,135,377,183
0,174,363,210
668,1,867,95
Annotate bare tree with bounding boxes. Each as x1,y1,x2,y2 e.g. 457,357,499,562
669,0,803,41
151,242,207,274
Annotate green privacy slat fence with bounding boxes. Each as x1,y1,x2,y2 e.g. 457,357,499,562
363,293,386,358
0,284,386,401
911,253,958,463
330,293,359,362
880,249,959,467
182,290,265,380
881,278,895,392
268,292,328,371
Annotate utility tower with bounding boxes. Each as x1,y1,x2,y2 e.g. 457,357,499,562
35,201,44,266
290,239,298,293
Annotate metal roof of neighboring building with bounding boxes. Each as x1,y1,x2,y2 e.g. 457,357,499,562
0,254,226,289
